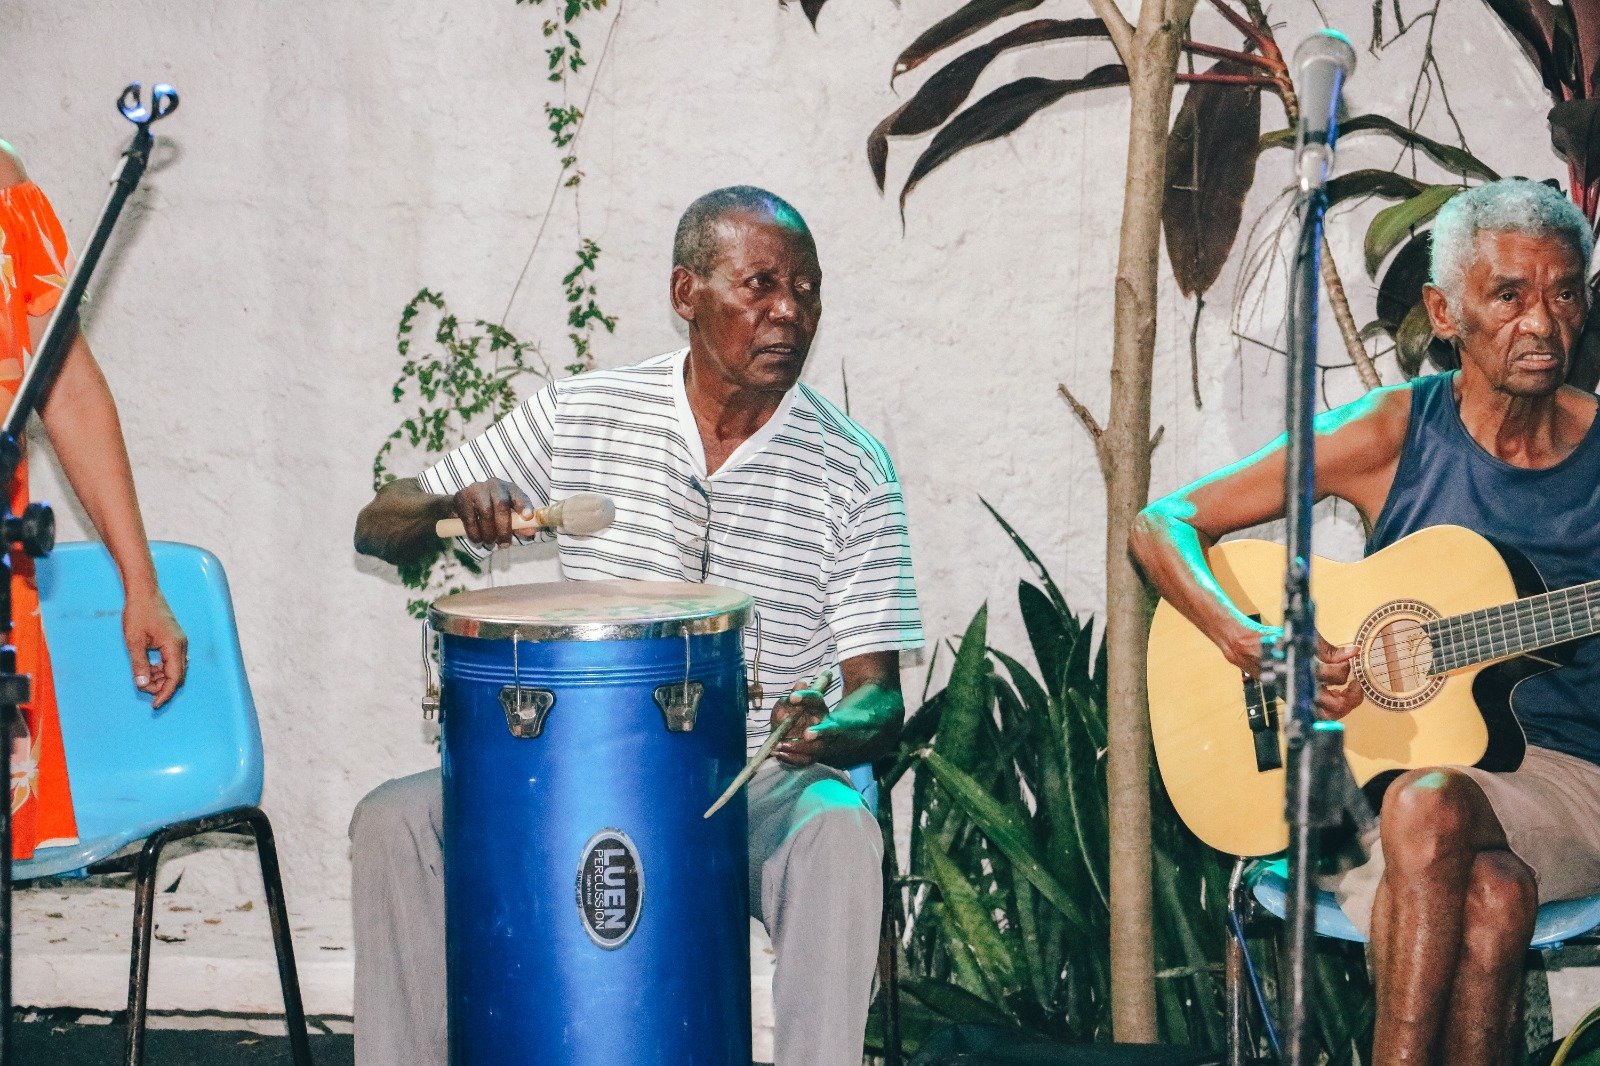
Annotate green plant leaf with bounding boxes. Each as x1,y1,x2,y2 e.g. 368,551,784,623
1324,169,1430,209
801,0,827,26
1394,300,1439,380
1365,184,1462,276
923,844,1023,1000
870,18,1108,190
900,977,1018,1028
933,606,991,770
981,497,1072,621
1164,61,1262,298
891,0,1048,81
922,749,1090,930
1259,115,1499,182
900,68,1129,213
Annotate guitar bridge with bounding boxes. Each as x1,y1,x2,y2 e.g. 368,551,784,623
1244,673,1282,772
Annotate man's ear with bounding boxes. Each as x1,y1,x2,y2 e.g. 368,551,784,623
670,265,697,324
1421,283,1458,342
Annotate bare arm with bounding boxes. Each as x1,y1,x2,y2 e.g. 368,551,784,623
772,650,904,769
34,328,187,706
355,476,537,567
1129,387,1409,696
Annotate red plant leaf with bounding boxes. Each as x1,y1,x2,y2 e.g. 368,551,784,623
898,67,1129,214
869,18,1110,190
1482,0,1564,96
892,0,1048,83
1162,61,1262,298
1550,99,1600,217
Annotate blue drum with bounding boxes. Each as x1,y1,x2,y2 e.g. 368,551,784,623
430,580,754,1065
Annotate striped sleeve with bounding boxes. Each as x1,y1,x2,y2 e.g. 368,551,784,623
827,480,924,661
417,384,560,559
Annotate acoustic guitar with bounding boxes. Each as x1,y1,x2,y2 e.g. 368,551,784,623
1149,524,1599,857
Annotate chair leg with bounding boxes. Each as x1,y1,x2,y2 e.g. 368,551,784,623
124,828,167,1066
1225,859,1250,1066
237,807,313,1066
117,807,314,1066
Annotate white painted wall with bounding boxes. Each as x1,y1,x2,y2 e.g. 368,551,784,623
0,0,1580,1023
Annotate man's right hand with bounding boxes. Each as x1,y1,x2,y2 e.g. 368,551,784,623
451,479,536,548
1220,620,1363,719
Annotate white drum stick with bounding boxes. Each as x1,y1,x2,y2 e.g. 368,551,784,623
435,492,616,539
704,669,834,819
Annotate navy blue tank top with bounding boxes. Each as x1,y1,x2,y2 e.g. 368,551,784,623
1367,371,1600,766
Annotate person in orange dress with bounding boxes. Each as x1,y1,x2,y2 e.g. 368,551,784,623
0,141,186,858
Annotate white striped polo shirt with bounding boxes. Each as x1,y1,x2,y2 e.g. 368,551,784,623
418,348,924,754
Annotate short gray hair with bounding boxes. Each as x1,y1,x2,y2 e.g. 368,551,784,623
672,186,812,276
1430,179,1593,309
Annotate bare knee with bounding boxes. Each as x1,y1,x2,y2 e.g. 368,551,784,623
1379,768,1492,869
1463,850,1537,956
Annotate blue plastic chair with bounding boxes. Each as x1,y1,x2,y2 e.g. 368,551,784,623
20,541,311,1066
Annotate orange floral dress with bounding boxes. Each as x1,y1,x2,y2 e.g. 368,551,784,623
0,180,78,858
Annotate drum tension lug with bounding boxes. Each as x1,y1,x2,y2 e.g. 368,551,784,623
499,686,556,739
654,681,703,733
421,684,442,721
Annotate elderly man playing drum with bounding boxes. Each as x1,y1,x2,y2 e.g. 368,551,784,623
352,185,923,1066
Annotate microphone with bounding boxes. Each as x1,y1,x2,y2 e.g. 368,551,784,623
1292,29,1357,192
434,491,617,539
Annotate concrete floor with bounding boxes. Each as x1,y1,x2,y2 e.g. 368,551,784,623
12,1011,353,1065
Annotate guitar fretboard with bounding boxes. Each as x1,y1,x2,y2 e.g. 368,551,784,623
1425,580,1600,674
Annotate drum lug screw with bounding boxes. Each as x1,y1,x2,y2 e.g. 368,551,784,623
654,681,703,733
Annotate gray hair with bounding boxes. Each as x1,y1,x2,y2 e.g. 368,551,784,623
1430,179,1593,310
672,186,812,276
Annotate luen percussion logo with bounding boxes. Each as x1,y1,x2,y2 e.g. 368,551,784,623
575,829,644,949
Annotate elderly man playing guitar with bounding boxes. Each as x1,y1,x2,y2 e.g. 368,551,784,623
1131,177,1600,1065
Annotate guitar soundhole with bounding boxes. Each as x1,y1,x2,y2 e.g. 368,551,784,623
1355,599,1445,711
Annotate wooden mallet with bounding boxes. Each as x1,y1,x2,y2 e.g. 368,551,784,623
435,491,616,539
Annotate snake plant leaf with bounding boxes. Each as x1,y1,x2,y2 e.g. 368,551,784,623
922,749,1090,930
1259,115,1499,183
924,844,1023,999
870,18,1109,190
891,0,1048,82
900,977,1017,1028
932,605,991,770
983,497,1074,623
900,67,1130,214
1324,169,1431,209
1364,184,1462,277
1164,61,1262,298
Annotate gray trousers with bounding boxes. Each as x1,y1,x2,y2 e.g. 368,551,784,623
349,761,883,1066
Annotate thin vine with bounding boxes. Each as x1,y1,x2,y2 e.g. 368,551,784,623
370,0,620,612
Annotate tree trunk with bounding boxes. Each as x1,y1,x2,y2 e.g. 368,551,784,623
1103,1,1193,1043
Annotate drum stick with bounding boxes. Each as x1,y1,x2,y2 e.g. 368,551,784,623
703,669,834,819
434,492,616,539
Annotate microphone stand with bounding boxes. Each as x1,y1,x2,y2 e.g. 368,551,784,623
0,82,177,1066
1271,124,1372,1066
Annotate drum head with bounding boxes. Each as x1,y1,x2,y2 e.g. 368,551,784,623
429,580,752,642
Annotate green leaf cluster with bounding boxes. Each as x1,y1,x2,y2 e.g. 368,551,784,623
371,289,552,616
870,506,1373,1059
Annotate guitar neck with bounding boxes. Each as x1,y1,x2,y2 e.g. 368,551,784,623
1428,580,1600,673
